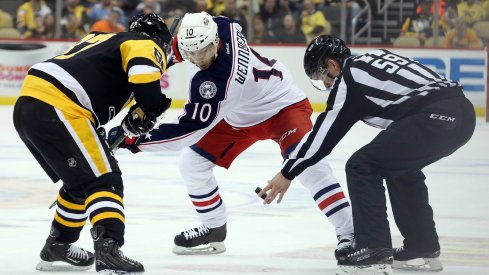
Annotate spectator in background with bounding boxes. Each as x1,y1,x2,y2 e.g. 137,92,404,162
16,0,52,38
221,0,248,36
209,0,226,15
260,0,285,39
119,0,139,15
89,6,125,32
0,9,21,38
42,13,55,38
90,0,126,25
402,0,434,45
0,9,14,28
301,0,331,42
279,0,292,14
81,0,97,7
416,0,445,17
129,0,161,18
251,15,275,43
160,0,194,16
482,0,489,20
89,0,113,22
457,0,484,26
311,0,326,10
62,0,90,38
194,0,211,13
61,13,82,38
275,14,306,43
444,17,482,48
440,1,458,33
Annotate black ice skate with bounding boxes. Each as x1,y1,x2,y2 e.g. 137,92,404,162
173,223,227,255
36,227,94,271
335,233,355,260
90,226,144,274
392,246,443,272
336,247,393,275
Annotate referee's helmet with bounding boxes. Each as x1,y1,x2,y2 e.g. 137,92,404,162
303,35,351,79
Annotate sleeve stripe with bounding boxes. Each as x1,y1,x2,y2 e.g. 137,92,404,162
128,64,160,77
127,57,159,71
282,79,347,179
128,72,162,84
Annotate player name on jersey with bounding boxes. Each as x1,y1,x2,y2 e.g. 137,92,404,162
235,30,250,85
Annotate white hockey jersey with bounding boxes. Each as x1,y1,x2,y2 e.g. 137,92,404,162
137,16,306,152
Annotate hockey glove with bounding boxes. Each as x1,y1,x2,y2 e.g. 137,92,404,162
108,126,141,153
121,96,170,135
121,105,155,136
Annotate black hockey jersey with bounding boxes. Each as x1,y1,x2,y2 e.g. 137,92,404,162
20,31,167,126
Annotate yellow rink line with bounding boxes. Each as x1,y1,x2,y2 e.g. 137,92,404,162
1,96,486,117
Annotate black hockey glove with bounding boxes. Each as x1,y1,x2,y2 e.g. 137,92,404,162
108,126,141,153
121,105,156,136
121,97,171,136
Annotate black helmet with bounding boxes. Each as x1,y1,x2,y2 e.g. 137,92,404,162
129,13,172,55
303,35,351,79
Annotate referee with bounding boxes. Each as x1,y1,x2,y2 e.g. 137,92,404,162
258,35,475,274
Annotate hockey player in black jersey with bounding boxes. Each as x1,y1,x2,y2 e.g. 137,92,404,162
259,35,476,274
13,13,172,274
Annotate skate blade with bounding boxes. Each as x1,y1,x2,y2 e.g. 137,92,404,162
172,242,226,255
36,260,92,271
393,257,443,272
98,269,144,275
336,264,393,275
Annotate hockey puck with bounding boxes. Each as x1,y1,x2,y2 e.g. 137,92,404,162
255,187,267,200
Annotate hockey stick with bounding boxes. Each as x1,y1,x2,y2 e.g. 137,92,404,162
108,16,182,151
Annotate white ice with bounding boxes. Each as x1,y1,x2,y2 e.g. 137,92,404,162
0,106,488,275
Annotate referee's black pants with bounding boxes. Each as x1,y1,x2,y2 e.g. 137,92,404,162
345,96,475,253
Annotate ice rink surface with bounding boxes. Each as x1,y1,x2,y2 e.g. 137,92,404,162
0,106,488,275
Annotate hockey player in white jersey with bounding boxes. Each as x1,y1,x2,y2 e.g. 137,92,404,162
109,12,354,259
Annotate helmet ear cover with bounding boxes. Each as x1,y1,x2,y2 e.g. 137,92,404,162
176,12,219,60
303,35,351,79
128,13,172,55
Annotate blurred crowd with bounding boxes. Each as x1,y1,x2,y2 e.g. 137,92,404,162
0,0,488,48
398,0,489,48
0,0,362,44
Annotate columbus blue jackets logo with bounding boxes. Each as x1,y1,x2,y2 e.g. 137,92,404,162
199,81,217,99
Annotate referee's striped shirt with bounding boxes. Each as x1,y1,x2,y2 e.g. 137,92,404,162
281,49,464,180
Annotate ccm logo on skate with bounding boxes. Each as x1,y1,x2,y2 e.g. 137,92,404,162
429,114,455,122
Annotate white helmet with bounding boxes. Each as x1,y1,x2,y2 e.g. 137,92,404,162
177,12,219,53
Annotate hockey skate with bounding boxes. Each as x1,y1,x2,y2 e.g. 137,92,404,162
90,226,144,274
392,246,443,272
335,233,355,260
36,227,94,271
336,247,393,275
173,223,227,255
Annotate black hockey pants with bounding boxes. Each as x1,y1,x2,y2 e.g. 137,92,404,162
345,96,475,252
13,96,126,245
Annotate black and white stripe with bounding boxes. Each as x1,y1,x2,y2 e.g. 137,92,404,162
281,49,463,180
